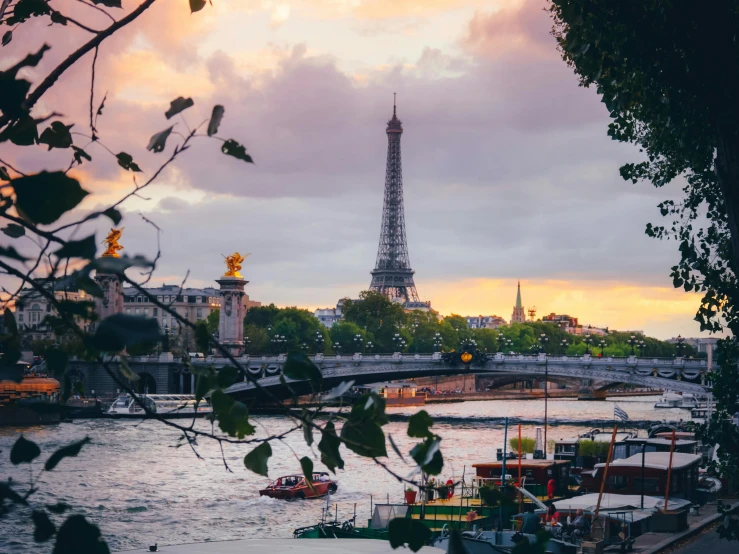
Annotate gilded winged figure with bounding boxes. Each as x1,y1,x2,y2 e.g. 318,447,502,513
102,228,124,258
224,252,249,278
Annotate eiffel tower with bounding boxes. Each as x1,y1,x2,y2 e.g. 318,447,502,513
369,96,421,304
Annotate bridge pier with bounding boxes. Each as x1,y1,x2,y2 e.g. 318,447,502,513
577,379,605,401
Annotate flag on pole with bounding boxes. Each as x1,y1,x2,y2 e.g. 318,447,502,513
614,405,629,422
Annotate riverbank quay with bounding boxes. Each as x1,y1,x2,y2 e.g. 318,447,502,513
113,538,444,553
625,498,739,554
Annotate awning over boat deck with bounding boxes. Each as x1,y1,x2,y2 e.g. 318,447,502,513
553,493,692,514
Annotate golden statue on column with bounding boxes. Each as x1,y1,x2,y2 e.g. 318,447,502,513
223,252,249,278
102,228,124,258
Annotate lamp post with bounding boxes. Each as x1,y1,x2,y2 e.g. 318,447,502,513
354,334,364,353
245,335,251,355
598,339,606,356
498,332,504,353
411,319,419,354
675,335,685,357
628,335,637,356
637,339,645,357
333,342,342,355
560,339,568,354
583,333,593,355
539,333,549,455
433,332,442,352
315,330,325,355
366,341,374,353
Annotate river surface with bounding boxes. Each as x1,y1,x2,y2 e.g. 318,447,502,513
0,396,691,553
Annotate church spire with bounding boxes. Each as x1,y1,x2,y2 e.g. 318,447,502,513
511,281,525,324
515,281,523,309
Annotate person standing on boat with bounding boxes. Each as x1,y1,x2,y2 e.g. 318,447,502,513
521,505,540,534
547,478,556,501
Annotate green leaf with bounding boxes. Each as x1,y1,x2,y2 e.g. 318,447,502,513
7,0,50,24
53,235,96,260
210,389,255,438
92,314,161,352
45,349,68,376
46,502,71,514
195,321,210,354
300,456,314,488
318,421,344,473
12,172,88,225
32,510,56,542
96,93,107,116
116,152,142,172
221,139,254,163
10,435,41,465
0,167,9,180
388,434,406,463
119,357,140,382
195,369,214,403
2,31,12,47
216,365,239,389
410,437,443,475
4,308,18,336
102,207,121,225
0,245,29,261
71,146,91,164
45,437,91,471
407,410,433,438
207,105,224,136
243,442,272,477
146,126,174,153
164,97,194,119
38,121,74,150
189,0,207,13
282,352,323,390
5,115,38,146
92,0,122,6
302,409,313,446
340,418,387,458
53,515,109,554
2,223,25,238
388,518,431,552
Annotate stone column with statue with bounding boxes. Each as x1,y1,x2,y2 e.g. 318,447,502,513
94,228,125,322
216,252,249,357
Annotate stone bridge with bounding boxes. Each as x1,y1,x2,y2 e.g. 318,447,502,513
217,352,710,401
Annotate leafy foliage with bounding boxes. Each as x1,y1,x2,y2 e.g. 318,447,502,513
243,442,272,477
221,139,254,163
509,436,536,454
12,172,89,225
340,393,388,458
10,435,41,465
388,518,431,552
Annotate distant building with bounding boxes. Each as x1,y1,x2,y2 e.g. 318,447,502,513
542,313,579,332
122,284,260,331
15,284,93,341
465,315,507,329
667,336,718,354
315,302,343,328
511,282,526,324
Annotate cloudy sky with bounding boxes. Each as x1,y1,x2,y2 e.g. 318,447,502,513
6,0,709,339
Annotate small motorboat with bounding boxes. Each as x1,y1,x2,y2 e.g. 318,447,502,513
654,392,699,409
259,472,338,500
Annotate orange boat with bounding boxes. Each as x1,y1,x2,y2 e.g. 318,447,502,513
259,472,338,500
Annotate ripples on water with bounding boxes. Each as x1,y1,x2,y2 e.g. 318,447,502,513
0,396,689,553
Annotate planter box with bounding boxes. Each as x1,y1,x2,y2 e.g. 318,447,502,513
581,540,604,554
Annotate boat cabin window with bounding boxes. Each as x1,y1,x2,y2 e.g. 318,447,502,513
556,444,576,454
634,478,660,493
606,475,628,490
114,398,130,408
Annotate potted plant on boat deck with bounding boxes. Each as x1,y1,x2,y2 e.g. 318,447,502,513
436,483,449,500
426,478,436,502
404,487,417,504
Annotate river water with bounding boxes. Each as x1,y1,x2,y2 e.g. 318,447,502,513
0,396,690,553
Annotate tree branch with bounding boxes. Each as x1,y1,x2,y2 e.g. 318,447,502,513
0,0,156,129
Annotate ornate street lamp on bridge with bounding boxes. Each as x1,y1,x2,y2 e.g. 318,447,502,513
583,333,594,355
333,342,342,355
315,330,325,355
675,335,686,357
354,334,364,353
433,332,442,353
627,335,638,356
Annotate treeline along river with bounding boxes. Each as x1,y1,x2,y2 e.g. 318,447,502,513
0,397,688,553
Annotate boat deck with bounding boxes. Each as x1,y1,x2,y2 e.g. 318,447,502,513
114,538,443,553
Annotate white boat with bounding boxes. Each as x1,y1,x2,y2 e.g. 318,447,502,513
107,394,212,418
654,391,699,409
